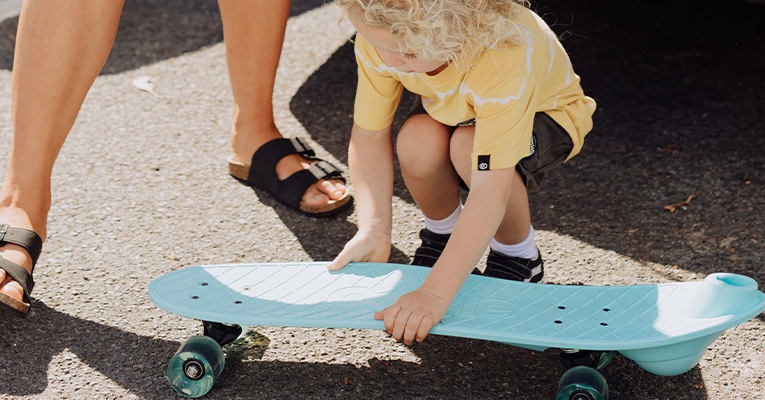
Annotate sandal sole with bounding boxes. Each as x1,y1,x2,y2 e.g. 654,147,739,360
0,291,29,318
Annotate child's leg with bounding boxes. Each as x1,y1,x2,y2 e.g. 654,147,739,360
449,127,532,245
397,113,462,267
450,126,543,282
396,114,462,220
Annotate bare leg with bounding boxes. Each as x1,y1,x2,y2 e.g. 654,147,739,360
218,0,347,207
0,0,124,303
396,114,462,219
450,127,531,245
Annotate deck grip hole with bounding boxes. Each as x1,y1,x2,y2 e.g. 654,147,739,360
554,320,563,324
234,300,243,305
191,296,199,300
558,306,566,310
200,282,208,286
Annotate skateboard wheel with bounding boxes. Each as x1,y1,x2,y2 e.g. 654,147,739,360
167,335,225,398
556,366,609,400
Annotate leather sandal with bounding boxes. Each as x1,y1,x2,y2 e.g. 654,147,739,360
228,138,352,217
0,224,43,318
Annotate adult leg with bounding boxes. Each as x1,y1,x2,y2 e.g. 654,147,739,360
218,0,347,209
0,0,124,304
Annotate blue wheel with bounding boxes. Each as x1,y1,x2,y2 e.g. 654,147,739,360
556,366,609,400
167,335,225,398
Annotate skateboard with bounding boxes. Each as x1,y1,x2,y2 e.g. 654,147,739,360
148,262,765,399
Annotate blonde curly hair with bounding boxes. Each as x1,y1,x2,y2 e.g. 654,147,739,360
334,0,529,65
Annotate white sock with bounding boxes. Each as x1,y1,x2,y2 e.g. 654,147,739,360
423,203,463,235
490,225,539,260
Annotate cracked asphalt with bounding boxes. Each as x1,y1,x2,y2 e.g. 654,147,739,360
0,0,763,399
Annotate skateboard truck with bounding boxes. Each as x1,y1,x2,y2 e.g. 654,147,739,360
560,349,614,370
203,321,243,346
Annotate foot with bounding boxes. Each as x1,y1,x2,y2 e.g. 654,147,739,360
229,124,347,209
411,229,451,267
0,207,45,304
483,248,544,283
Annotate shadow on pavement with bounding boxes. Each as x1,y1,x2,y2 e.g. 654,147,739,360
0,302,179,397
209,333,709,400
527,0,764,285
0,303,709,399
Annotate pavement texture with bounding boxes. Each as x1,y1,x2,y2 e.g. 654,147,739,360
0,0,763,399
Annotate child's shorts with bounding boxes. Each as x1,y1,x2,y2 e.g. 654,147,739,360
404,95,574,193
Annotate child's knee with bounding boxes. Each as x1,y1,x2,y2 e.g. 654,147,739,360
397,116,450,166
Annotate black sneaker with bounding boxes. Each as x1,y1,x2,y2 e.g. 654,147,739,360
411,229,451,267
482,248,544,283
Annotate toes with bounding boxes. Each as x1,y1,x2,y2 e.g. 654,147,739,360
301,186,331,207
302,180,346,206
318,179,347,200
0,275,24,302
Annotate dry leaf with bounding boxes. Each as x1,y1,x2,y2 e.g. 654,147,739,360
664,193,696,212
162,253,181,261
132,76,159,97
657,144,682,153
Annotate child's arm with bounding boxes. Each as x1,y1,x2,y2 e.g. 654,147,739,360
374,167,517,344
328,122,395,269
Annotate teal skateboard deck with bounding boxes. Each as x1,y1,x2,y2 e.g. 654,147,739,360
148,262,765,398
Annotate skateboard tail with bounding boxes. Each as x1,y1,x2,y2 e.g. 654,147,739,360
676,273,762,318
615,273,765,376
619,331,722,376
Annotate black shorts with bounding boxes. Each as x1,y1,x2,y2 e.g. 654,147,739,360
404,95,573,192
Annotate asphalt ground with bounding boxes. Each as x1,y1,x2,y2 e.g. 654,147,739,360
0,0,763,399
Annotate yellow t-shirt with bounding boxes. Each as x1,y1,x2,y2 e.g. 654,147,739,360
352,7,597,170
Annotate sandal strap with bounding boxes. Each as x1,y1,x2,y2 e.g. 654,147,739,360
247,138,316,192
306,160,344,182
247,138,346,208
0,257,34,303
278,161,344,207
0,225,43,266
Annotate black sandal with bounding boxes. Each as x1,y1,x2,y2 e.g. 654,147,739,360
228,138,352,218
0,224,43,318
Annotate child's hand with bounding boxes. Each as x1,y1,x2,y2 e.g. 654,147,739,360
374,286,450,345
328,230,391,271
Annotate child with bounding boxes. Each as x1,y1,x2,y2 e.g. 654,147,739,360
328,0,596,345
